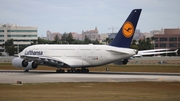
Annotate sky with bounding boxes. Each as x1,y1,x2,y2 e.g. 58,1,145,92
0,0,180,37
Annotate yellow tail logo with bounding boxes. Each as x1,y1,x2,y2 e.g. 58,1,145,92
122,21,134,38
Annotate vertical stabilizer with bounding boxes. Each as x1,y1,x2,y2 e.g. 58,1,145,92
110,9,142,48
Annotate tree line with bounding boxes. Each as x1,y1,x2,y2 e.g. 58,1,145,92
1,33,99,56
105,37,154,50
37,33,99,44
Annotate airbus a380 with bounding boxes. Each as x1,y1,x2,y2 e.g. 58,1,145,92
12,9,177,73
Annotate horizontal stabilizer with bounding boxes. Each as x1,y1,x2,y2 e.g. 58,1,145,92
134,50,178,57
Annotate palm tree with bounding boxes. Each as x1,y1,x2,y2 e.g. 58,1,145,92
2,39,16,56
105,38,110,45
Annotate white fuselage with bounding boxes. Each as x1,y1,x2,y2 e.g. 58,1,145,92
19,44,137,68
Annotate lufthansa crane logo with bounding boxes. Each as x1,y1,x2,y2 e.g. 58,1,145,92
122,21,134,38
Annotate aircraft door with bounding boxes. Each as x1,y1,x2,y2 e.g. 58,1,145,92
91,46,96,53
63,54,66,59
82,54,89,66
76,47,80,53
99,54,103,61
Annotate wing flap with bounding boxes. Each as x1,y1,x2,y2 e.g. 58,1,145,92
20,55,86,68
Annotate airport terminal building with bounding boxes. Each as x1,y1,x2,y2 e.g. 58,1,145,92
82,27,99,41
0,24,38,52
154,28,180,49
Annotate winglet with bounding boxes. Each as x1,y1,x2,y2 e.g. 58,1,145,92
175,49,179,56
110,9,142,48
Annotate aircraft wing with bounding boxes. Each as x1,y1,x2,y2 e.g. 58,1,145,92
134,49,178,57
20,55,88,68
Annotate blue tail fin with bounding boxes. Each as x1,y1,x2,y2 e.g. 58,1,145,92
110,9,142,48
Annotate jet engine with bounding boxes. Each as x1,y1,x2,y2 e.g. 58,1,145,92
113,59,129,65
12,57,38,70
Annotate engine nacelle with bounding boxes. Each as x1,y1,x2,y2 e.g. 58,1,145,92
113,59,129,65
12,57,38,70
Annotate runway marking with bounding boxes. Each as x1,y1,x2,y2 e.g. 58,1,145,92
107,79,118,82
158,78,164,81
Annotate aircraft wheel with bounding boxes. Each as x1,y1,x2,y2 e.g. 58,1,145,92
71,69,75,73
86,69,89,73
80,69,84,73
56,69,65,73
77,69,80,73
56,70,61,73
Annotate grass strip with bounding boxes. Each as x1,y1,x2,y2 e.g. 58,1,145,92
0,82,180,101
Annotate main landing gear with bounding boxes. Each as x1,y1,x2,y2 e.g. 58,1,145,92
24,70,29,72
56,69,65,73
56,68,89,73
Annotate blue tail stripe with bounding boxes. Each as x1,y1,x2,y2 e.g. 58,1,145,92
110,9,142,48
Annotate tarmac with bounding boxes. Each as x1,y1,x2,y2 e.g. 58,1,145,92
0,70,180,83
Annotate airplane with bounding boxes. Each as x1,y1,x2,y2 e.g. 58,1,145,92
11,9,177,73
